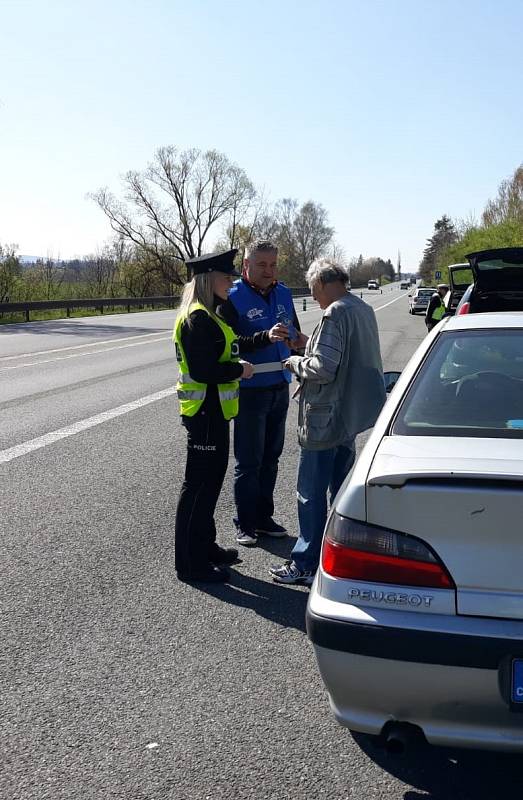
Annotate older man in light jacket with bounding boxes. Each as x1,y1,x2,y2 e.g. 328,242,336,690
270,259,386,585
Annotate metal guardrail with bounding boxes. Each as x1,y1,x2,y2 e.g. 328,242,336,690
0,289,312,323
0,296,177,323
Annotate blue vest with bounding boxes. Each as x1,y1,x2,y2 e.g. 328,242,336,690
228,280,293,388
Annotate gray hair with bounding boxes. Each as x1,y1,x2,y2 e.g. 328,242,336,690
244,239,278,260
306,258,349,289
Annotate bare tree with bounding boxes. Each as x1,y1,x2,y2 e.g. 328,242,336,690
91,146,256,285
328,241,348,267
34,254,64,300
293,201,334,276
83,250,118,298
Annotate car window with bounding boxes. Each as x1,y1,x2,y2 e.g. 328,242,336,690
476,257,523,271
392,330,523,438
449,267,473,288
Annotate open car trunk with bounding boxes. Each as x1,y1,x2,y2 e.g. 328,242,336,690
467,248,523,313
447,263,472,310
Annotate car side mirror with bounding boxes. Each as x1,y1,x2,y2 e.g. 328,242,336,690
384,371,401,393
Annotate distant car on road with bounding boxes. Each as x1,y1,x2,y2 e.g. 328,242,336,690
400,280,410,290
367,280,379,290
452,247,523,316
408,287,434,314
307,311,523,753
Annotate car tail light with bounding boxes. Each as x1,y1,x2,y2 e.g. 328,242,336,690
322,514,454,589
457,302,470,315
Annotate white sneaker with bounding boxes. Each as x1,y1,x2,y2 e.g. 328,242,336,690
269,560,315,585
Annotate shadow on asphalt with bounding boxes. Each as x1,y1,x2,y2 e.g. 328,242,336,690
353,732,523,799
196,569,309,633
255,534,297,559
0,320,169,337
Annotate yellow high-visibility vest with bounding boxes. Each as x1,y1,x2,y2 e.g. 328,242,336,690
173,302,240,420
431,296,446,321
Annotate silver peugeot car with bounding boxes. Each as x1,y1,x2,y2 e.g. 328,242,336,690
307,312,523,752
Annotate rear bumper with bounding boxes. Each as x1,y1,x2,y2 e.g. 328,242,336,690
306,609,523,668
307,608,523,751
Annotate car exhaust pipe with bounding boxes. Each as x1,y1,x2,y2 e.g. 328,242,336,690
381,722,425,755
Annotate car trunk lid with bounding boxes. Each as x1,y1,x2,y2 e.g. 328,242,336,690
467,247,523,291
447,263,473,310
362,436,523,620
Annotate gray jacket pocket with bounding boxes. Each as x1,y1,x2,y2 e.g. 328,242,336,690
302,402,334,444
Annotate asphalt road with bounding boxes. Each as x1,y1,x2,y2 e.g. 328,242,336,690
2,285,522,800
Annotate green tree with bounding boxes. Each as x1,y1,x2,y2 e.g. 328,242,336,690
418,215,457,284
438,219,523,279
0,244,22,302
482,165,523,227
434,166,523,281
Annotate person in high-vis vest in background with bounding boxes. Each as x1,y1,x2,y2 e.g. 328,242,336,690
174,249,288,584
425,283,449,332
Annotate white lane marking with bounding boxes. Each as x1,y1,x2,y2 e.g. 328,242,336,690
0,388,176,464
0,331,170,362
0,336,171,372
374,293,408,312
298,291,405,316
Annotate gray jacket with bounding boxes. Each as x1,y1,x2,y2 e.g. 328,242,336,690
287,293,385,450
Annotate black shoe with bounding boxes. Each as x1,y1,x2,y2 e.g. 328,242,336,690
235,528,258,547
255,518,288,538
177,565,230,584
210,546,240,566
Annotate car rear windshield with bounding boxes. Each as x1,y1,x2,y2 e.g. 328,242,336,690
476,256,523,271
392,329,523,439
417,290,433,298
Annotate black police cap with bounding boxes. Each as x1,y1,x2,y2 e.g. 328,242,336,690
186,249,240,276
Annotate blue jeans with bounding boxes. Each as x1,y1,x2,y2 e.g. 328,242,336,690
233,385,289,532
292,440,356,573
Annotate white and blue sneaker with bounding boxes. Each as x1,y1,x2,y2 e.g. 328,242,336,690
269,560,315,586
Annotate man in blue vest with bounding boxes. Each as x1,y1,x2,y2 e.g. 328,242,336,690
218,240,302,546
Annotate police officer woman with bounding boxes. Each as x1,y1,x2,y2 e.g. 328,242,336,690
174,249,287,583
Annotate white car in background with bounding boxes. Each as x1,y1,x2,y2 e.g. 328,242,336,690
408,287,434,314
307,312,523,753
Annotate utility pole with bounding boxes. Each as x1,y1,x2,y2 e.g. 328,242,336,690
397,249,402,281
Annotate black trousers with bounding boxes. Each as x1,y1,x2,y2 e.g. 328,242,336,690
233,384,289,531
175,408,230,577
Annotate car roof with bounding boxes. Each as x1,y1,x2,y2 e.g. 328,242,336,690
444,311,523,331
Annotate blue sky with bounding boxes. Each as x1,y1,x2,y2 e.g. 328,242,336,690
2,0,523,269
